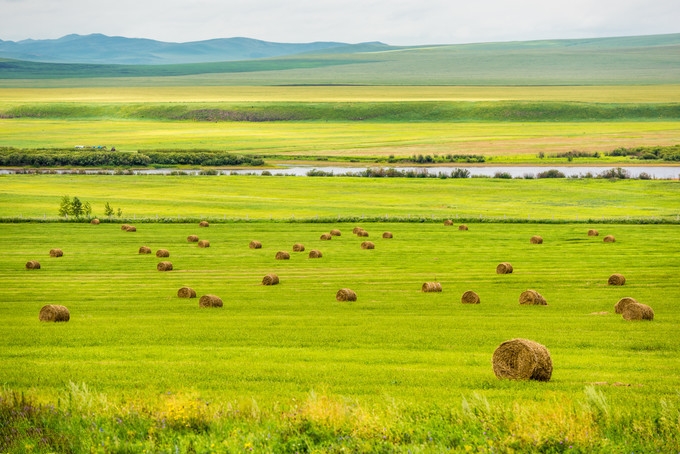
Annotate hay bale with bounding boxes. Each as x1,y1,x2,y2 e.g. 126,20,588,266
25,260,41,270
330,229,342,237
382,232,393,239
121,224,131,231
614,297,638,314
49,248,63,258
275,251,290,260
496,262,513,274
519,290,547,305
492,338,552,381
622,303,654,321
249,240,263,249
39,304,70,322
588,229,599,236
361,241,375,250
138,246,152,254
444,219,453,226
530,235,543,244
461,290,480,304
262,273,280,286
608,273,626,286
177,287,197,298
187,235,199,243
422,282,443,293
199,221,209,227
603,235,616,243
320,233,332,240
157,261,173,271
156,249,170,258
458,224,469,231
352,227,363,234
293,243,305,252
198,240,210,248
309,250,323,258
357,230,369,237
90,219,100,225
336,288,357,302
199,294,223,308
126,226,137,232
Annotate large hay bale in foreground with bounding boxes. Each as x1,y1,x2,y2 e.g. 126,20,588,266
293,243,305,252
382,232,393,239
275,251,290,260
530,235,543,244
519,290,547,305
198,240,210,248
622,303,654,321
444,219,454,226
492,338,552,381
90,219,100,225
138,246,152,254
49,248,63,258
199,221,209,227
330,229,342,237
614,297,638,314
608,273,626,286
156,249,170,258
458,224,469,231
249,240,263,249
320,233,332,241
199,294,223,308
336,288,357,302
361,241,375,250
25,260,41,270
177,287,197,298
187,235,199,243
39,304,70,322
262,273,280,286
422,282,443,293
309,250,323,259
461,290,480,304
157,261,173,271
588,229,599,236
496,262,513,274
603,235,616,243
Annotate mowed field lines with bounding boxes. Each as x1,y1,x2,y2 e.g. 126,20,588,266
1,221,679,407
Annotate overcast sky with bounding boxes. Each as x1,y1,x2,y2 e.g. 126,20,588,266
1,0,678,45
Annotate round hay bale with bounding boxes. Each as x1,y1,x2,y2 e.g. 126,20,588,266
90,218,100,225
588,229,599,236
603,235,616,243
519,290,547,305
608,273,626,286
492,338,552,381
198,240,210,248
138,246,152,254
330,229,342,237
336,288,357,302
249,240,263,249
293,243,305,252
156,249,170,258
530,235,543,244
262,273,280,286
199,221,209,227
127,226,137,232
461,290,480,304
622,303,654,321
275,251,290,260
121,224,131,231
39,304,70,322
422,282,443,293
25,260,41,270
320,233,332,240
444,219,453,226
199,294,223,308
187,235,199,243
157,261,173,271
49,248,63,258
177,287,197,298
496,262,513,274
614,297,638,314
357,230,369,237
352,227,362,234
309,249,323,259
382,232,393,239
361,241,375,250
458,224,469,231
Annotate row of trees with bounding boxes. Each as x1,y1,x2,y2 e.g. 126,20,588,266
58,196,121,219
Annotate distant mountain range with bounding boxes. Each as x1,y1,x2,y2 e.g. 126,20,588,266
0,34,393,65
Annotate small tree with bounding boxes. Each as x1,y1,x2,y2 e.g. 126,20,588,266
59,195,72,218
116,208,123,218
83,201,92,218
104,202,114,218
71,197,83,219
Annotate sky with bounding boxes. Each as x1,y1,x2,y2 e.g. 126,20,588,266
1,0,678,45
